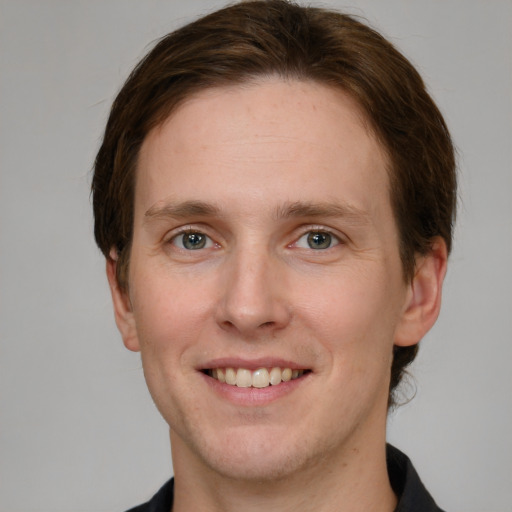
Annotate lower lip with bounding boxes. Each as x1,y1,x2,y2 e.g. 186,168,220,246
201,372,310,406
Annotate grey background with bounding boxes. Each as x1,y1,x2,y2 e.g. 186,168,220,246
1,1,511,511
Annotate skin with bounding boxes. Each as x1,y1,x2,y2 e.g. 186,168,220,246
108,79,447,512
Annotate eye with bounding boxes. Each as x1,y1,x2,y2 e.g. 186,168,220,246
295,231,340,250
171,231,214,250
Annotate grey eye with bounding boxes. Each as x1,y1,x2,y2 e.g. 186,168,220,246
295,231,339,250
307,232,332,249
174,232,212,250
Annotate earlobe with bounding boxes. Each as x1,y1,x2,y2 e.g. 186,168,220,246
394,237,448,347
106,250,141,352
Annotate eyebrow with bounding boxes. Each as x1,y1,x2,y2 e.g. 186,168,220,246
273,201,371,224
144,200,220,222
144,199,370,224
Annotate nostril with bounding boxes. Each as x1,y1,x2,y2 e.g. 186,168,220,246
220,320,236,330
215,293,292,335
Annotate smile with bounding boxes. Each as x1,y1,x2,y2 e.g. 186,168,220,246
206,367,308,388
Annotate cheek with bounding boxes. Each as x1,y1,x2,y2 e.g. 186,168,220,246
299,268,401,338
130,272,211,415
295,266,403,380
129,268,211,358
302,279,397,417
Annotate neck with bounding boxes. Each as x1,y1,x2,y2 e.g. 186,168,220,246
170,430,397,512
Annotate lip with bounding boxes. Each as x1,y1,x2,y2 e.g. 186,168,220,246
198,357,307,371
201,370,310,406
198,357,312,407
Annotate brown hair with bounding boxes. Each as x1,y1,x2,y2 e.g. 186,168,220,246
92,0,456,407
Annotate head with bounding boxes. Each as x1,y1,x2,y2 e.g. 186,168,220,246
93,1,455,409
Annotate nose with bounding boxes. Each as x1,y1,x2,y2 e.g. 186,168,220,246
215,247,292,338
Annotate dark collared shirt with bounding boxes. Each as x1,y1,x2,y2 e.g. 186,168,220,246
126,445,445,512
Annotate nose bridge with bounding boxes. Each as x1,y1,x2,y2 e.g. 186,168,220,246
217,241,290,335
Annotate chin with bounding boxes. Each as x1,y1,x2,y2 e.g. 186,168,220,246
205,446,309,482
180,423,330,483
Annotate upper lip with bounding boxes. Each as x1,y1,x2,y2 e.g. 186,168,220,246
199,357,309,371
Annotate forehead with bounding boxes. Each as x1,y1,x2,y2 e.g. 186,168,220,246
136,79,391,222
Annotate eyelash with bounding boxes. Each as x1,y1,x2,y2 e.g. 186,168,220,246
292,228,342,251
167,228,216,251
166,226,343,252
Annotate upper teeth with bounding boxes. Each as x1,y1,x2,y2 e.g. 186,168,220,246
210,367,304,388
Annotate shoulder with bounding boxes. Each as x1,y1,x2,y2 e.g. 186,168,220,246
387,445,446,512
124,479,174,512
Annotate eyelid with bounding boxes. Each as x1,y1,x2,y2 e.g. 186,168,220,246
165,225,216,249
164,223,207,239
289,225,345,247
295,232,340,250
163,223,345,250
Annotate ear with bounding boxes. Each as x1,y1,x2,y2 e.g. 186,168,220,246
106,249,141,352
394,237,448,347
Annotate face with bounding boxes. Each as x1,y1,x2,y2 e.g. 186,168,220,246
110,79,436,482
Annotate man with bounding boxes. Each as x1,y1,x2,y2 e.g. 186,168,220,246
92,1,456,510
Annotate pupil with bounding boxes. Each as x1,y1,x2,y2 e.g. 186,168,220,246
307,232,331,249
184,233,205,250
